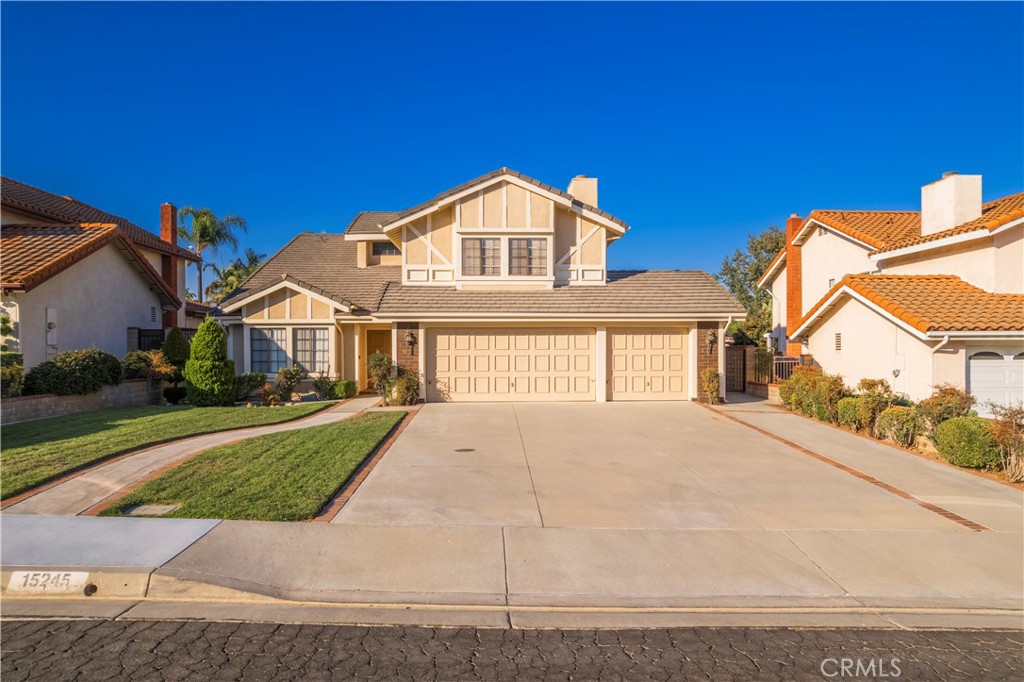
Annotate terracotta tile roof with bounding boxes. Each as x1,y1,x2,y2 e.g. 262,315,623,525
1,176,199,262
757,248,786,287
794,274,1024,336
218,233,742,318
344,211,401,235
378,168,630,232
806,192,1024,254
1,222,180,306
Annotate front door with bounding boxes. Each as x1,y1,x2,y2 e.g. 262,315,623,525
365,329,392,390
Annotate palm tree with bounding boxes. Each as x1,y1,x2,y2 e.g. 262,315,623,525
204,249,265,303
177,207,248,303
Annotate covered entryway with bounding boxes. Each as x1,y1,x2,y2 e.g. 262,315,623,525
608,328,688,401
968,349,1024,416
426,328,595,402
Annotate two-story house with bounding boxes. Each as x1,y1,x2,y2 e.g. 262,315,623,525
759,172,1024,414
1,176,199,367
217,168,744,402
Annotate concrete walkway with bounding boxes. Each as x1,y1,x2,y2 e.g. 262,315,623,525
4,396,380,517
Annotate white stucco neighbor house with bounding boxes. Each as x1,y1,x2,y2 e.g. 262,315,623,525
758,172,1024,415
216,168,744,402
1,177,199,368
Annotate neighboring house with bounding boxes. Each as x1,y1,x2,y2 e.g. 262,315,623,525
217,168,743,402
183,301,214,332
1,176,199,366
758,172,1024,414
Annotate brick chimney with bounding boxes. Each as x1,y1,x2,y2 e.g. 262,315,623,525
567,175,598,206
784,213,804,356
159,203,179,328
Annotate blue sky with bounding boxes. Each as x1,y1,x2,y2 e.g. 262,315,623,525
3,2,1022,293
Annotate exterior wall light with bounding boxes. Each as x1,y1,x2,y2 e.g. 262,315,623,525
404,330,417,349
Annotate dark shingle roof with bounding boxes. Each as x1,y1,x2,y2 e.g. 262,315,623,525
376,271,743,316
220,232,741,318
1,176,199,262
344,211,401,235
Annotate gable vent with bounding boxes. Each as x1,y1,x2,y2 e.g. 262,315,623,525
835,332,842,351
150,307,157,323
818,226,827,237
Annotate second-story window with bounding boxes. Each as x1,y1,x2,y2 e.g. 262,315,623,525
509,238,547,276
462,238,500,276
372,241,400,256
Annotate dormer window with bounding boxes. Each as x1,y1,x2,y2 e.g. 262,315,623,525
510,238,547,276
462,238,500,276
372,241,400,256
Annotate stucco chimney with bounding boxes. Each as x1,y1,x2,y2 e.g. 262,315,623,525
160,202,177,246
567,175,598,206
784,213,804,357
921,172,982,236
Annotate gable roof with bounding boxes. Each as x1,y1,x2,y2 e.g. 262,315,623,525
800,192,1024,254
756,248,787,288
217,232,742,319
1,222,180,306
367,168,630,235
1,176,199,262
791,274,1024,340
344,211,401,235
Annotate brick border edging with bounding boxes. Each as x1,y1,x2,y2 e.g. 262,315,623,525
313,408,420,522
80,399,385,517
698,402,991,533
0,400,349,511
760,402,1022,492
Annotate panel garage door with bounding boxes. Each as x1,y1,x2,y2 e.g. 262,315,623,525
968,350,1024,417
427,328,595,402
609,328,689,401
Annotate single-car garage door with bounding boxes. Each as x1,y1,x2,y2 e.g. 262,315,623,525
427,328,595,402
609,328,689,401
968,350,1024,416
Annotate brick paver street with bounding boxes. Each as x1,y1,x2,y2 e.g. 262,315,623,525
1,620,1021,681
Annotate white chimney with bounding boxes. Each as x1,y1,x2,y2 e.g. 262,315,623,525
921,172,982,236
567,175,598,207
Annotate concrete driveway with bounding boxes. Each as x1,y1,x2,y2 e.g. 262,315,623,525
334,402,1012,532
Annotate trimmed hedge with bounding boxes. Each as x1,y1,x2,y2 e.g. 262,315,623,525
778,366,847,423
1,362,24,397
183,319,235,407
334,379,357,400
236,371,267,401
837,397,862,430
916,384,975,438
122,350,154,379
935,416,1001,469
24,349,122,396
877,406,921,447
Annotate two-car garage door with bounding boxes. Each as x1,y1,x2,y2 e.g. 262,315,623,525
426,327,689,402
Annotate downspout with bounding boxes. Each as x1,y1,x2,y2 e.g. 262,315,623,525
931,334,950,355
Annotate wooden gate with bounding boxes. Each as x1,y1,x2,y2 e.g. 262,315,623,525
725,345,747,392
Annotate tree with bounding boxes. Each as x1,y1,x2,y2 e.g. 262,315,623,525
204,249,265,303
177,207,248,303
716,226,785,347
182,318,235,406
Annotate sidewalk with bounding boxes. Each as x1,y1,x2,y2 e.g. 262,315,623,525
4,396,380,517
3,514,1021,629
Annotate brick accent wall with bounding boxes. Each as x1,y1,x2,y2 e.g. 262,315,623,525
2,379,162,425
395,322,420,376
696,321,720,402
160,203,179,329
784,213,804,356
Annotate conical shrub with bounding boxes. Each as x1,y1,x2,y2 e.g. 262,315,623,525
183,318,235,406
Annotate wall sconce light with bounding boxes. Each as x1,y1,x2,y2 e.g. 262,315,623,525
404,330,417,349
706,329,717,352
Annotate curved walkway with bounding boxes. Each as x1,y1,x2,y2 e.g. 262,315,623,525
3,396,381,517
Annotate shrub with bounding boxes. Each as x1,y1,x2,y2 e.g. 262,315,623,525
235,371,267,401
1,351,23,368
699,367,720,404
837,397,862,430
312,374,337,401
122,350,154,379
809,371,847,423
877,406,921,448
935,416,1001,469
367,352,393,403
779,365,819,415
147,351,177,381
916,384,975,439
334,379,357,400
855,378,897,437
989,403,1024,483
261,382,282,407
162,327,190,368
392,372,420,406
183,318,235,407
162,386,187,405
1,362,24,397
24,348,122,396
273,366,306,402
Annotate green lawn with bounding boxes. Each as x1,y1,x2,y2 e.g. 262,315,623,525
1,403,334,499
101,411,406,521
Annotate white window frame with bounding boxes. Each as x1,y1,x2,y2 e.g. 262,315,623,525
251,327,288,374
294,327,330,374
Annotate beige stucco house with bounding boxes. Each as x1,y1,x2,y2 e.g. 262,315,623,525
217,168,743,402
759,172,1024,415
1,176,198,367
